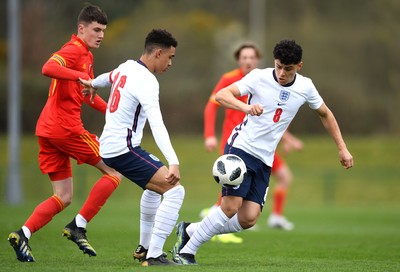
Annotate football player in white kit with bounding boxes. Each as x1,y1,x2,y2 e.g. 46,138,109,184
172,39,354,265
80,29,184,266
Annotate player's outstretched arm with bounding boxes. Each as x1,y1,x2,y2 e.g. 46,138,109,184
42,59,89,81
145,106,180,179
315,103,353,169
216,84,263,116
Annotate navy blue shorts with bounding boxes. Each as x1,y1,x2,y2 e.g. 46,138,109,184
221,145,271,209
102,146,164,189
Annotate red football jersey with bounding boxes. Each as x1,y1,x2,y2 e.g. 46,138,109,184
204,68,248,153
36,35,107,138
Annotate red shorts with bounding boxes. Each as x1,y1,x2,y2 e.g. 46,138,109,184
38,133,102,178
271,152,285,173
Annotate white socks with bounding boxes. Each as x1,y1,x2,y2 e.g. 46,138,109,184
181,206,229,255
146,185,185,259
75,214,88,229
219,213,243,234
139,189,162,248
22,226,31,239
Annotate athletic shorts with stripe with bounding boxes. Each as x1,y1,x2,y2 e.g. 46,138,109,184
102,146,164,189
38,132,102,178
221,144,272,209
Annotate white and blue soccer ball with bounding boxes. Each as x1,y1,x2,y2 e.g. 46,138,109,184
212,154,247,188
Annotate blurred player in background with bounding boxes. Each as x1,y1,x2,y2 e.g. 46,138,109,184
173,39,353,265
8,5,121,262
202,43,303,242
80,29,184,266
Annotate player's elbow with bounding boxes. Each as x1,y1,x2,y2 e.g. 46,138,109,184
41,62,54,77
41,65,49,77
215,89,226,104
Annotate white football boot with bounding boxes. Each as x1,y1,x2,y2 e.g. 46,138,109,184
267,213,294,231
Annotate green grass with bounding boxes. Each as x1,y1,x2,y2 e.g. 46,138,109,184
1,201,399,271
0,134,399,271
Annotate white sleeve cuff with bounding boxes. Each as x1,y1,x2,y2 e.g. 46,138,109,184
92,72,112,88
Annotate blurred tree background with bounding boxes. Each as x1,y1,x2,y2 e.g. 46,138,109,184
0,0,399,136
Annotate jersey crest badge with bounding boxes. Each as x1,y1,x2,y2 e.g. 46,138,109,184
279,90,290,102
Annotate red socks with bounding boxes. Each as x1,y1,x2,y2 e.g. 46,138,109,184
272,187,287,215
78,175,120,222
24,195,64,234
23,175,120,235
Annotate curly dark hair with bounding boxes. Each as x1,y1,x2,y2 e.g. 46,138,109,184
144,29,178,54
273,39,302,65
78,4,108,25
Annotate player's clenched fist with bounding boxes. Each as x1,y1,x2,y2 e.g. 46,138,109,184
246,104,264,116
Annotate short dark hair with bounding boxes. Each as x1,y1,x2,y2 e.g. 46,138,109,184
234,43,262,60
273,39,302,65
144,29,178,54
78,4,108,25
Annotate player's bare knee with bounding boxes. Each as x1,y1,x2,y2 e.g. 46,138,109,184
56,194,72,206
237,209,259,229
221,205,239,218
109,170,122,180
277,167,292,187
151,182,181,195
240,218,258,229
103,168,121,179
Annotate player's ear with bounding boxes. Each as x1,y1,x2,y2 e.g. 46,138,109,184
155,48,162,58
297,61,303,71
77,23,85,35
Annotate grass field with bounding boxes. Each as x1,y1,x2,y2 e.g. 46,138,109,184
0,134,399,271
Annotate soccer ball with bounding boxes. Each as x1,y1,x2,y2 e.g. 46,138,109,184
212,154,247,188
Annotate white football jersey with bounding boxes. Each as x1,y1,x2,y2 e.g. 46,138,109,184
93,60,179,165
229,68,323,166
